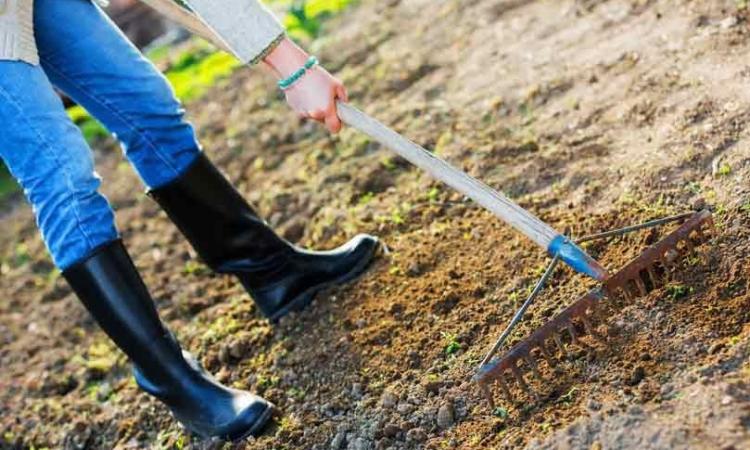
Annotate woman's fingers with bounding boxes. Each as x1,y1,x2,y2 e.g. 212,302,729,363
336,84,349,103
309,109,326,121
299,83,347,133
326,111,342,133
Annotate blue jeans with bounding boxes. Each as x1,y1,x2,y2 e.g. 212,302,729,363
0,0,201,269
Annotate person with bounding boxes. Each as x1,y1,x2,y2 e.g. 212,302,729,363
0,0,379,442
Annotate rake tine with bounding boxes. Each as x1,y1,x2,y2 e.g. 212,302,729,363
581,316,602,341
497,376,514,403
634,277,648,296
480,383,495,409
537,343,556,367
552,332,568,357
511,365,534,397
565,322,580,346
525,355,543,382
659,255,672,274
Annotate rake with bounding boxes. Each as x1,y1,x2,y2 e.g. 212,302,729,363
147,1,716,408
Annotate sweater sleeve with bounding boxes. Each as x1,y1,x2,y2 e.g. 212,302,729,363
186,0,285,64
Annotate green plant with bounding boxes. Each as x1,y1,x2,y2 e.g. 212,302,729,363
558,386,578,404
358,192,375,206
685,181,702,194
716,163,732,177
492,407,509,419
281,0,354,39
183,260,210,276
666,283,692,300
426,187,440,202
441,331,461,355
165,50,241,102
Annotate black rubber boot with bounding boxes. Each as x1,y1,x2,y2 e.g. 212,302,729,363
149,153,380,322
63,240,274,441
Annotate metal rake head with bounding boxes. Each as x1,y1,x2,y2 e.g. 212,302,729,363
474,210,715,408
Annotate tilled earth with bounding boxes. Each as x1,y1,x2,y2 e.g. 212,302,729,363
2,0,750,449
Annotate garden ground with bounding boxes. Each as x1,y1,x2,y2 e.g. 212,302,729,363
1,0,750,448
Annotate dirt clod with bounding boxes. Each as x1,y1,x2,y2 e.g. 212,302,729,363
437,402,455,429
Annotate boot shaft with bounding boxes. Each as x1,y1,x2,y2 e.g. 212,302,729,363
148,153,289,270
63,240,190,387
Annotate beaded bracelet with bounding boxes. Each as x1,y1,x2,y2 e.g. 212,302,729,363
278,56,319,90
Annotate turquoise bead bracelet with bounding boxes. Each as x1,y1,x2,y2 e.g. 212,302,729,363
278,56,319,90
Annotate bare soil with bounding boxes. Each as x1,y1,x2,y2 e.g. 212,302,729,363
2,0,750,449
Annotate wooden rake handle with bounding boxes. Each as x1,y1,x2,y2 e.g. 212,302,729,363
141,0,562,251
336,102,559,250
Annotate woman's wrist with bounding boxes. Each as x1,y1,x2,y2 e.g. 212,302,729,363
262,37,310,80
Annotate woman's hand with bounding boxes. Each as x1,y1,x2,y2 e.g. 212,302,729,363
263,38,348,134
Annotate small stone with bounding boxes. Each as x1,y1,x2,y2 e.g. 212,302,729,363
406,262,423,277
422,379,443,394
396,402,414,415
351,437,371,450
381,391,398,409
720,16,738,29
437,403,455,429
216,367,231,383
406,427,427,443
627,366,646,386
229,339,247,359
96,382,113,402
586,399,602,412
708,342,725,354
218,345,231,364
721,395,733,406
591,441,603,450
382,423,401,438
331,432,347,449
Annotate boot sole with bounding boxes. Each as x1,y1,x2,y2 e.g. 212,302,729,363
267,240,380,323
231,402,278,442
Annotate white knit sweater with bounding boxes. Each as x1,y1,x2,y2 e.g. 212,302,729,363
0,0,284,65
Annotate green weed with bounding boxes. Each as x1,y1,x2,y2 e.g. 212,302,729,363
716,163,732,177
442,331,461,355
280,0,355,39
358,192,375,206
492,407,509,419
666,283,692,300
685,181,702,194
426,187,440,202
558,386,578,404
166,50,240,102
183,260,210,276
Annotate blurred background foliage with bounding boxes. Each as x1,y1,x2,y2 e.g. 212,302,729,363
0,0,354,206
